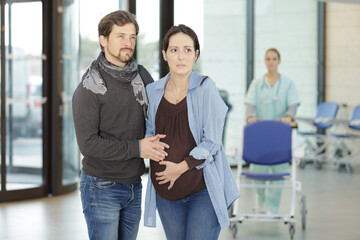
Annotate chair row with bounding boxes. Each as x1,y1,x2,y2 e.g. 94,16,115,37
295,102,360,173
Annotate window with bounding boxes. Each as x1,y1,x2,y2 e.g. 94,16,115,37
175,0,247,157
136,0,160,80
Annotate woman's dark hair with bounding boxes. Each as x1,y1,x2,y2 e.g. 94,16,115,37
98,10,139,51
163,24,200,58
265,48,280,60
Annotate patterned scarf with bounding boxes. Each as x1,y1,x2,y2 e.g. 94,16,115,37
82,52,149,117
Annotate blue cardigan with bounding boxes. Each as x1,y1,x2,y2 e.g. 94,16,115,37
144,71,240,228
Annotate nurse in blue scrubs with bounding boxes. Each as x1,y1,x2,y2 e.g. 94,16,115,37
244,48,300,214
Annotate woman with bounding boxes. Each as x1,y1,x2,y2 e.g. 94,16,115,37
244,48,300,214
144,24,239,239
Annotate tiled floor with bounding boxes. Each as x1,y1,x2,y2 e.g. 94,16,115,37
1,163,360,240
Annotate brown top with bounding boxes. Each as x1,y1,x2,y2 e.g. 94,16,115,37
151,96,206,201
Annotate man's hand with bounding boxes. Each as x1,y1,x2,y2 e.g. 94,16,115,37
140,134,169,162
155,161,189,190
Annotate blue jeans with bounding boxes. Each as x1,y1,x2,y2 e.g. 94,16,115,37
156,188,221,240
80,171,142,240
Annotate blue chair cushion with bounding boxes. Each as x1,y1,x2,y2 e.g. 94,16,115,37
241,172,290,180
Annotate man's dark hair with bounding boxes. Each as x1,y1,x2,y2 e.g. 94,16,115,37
98,10,139,51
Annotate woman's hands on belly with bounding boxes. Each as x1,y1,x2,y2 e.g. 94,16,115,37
155,160,189,190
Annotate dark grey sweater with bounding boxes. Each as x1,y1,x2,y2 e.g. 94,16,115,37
72,64,153,184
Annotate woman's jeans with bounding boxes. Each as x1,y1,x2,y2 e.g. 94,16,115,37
80,171,142,240
156,188,221,240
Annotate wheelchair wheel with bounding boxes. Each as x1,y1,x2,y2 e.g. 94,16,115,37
289,223,295,240
300,196,307,230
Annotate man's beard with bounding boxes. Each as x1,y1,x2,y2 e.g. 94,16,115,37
117,48,134,63
108,47,134,65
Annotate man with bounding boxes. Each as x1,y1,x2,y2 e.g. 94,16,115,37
72,10,168,240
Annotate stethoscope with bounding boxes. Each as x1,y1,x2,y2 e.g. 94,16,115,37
263,74,281,101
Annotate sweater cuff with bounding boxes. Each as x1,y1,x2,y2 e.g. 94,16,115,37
184,156,205,170
286,104,298,119
128,139,140,158
246,103,256,119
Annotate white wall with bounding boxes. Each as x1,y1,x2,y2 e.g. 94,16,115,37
202,0,247,150
254,0,318,119
326,2,360,113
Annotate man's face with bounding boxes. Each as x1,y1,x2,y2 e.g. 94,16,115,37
100,23,136,67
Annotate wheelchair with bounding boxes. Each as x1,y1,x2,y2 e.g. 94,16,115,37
229,121,306,240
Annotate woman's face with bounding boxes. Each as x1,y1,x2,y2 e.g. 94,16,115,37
265,50,280,72
162,33,199,77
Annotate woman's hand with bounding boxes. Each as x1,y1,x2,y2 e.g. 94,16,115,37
247,116,260,124
278,116,292,124
155,161,189,190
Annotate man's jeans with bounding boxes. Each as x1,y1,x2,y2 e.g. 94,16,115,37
80,171,142,240
156,188,221,240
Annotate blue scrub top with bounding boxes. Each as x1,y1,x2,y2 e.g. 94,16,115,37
245,74,300,120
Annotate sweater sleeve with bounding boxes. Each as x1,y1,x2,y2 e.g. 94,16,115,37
184,156,205,170
246,103,256,119
286,104,298,119
72,85,139,161
138,65,154,86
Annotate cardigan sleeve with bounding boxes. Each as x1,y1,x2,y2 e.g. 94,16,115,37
145,85,156,138
189,79,228,169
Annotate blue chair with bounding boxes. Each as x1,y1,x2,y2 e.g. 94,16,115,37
312,102,339,129
326,104,360,173
296,102,339,169
348,105,360,131
229,121,306,240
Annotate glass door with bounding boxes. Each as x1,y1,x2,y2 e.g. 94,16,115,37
61,0,80,186
3,1,45,191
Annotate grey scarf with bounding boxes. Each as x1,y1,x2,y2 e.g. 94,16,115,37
82,52,149,117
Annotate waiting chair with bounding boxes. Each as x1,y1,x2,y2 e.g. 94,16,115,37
326,104,360,173
296,102,339,169
229,121,306,240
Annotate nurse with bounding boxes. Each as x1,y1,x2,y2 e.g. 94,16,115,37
244,48,300,214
